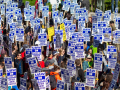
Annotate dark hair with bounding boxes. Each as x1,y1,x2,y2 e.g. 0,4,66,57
17,52,21,56
10,89,16,90
102,81,110,90
0,58,4,63
60,62,66,68
0,62,4,67
27,79,32,90
106,73,113,83
110,21,114,24
54,65,60,71
49,19,54,26
12,48,15,52
75,59,80,66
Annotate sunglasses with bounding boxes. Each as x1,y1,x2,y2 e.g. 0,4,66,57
87,58,91,59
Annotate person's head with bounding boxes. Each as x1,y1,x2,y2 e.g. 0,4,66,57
10,89,16,90
61,49,65,55
0,62,4,69
54,65,60,73
86,54,92,62
60,62,66,68
88,48,92,54
110,21,114,27
45,58,55,67
66,13,71,20
27,80,32,90
73,18,76,24
75,59,81,66
49,19,54,27
102,81,110,90
17,52,21,59
89,17,92,22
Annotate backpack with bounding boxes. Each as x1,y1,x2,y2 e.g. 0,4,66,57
50,74,57,88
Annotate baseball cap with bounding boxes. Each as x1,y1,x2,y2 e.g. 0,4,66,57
45,59,55,67
47,59,55,64
87,54,92,59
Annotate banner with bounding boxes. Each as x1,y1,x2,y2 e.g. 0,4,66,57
35,72,46,90
86,68,96,87
48,26,54,42
6,68,17,86
4,57,12,69
32,46,41,61
60,23,66,41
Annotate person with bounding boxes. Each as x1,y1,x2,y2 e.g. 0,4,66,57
110,21,116,31
35,36,40,45
27,80,33,90
111,0,118,13
50,65,62,90
12,48,16,68
87,54,93,68
47,51,53,60
52,51,59,66
91,0,97,12
25,22,31,34
71,77,78,90
37,54,45,68
81,0,90,11
97,0,105,12
88,17,92,28
58,49,65,66
35,0,38,17
75,59,85,82
82,55,89,77
45,58,55,71
60,58,67,68
14,52,24,87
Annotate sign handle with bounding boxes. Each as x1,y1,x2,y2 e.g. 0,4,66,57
89,87,91,90
45,17,47,29
26,21,29,27
42,46,44,52
97,71,99,86
64,11,66,18
33,37,35,46
19,41,21,52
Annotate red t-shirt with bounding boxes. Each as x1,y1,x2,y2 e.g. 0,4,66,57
37,61,45,68
21,51,25,61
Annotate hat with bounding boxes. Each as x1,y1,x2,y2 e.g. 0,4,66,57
87,54,92,58
110,21,114,24
45,61,49,67
45,59,55,67
53,51,59,55
35,41,40,45
47,59,55,64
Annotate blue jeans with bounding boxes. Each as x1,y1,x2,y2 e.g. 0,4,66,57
111,0,118,12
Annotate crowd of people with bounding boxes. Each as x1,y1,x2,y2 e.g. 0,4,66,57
0,0,120,90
